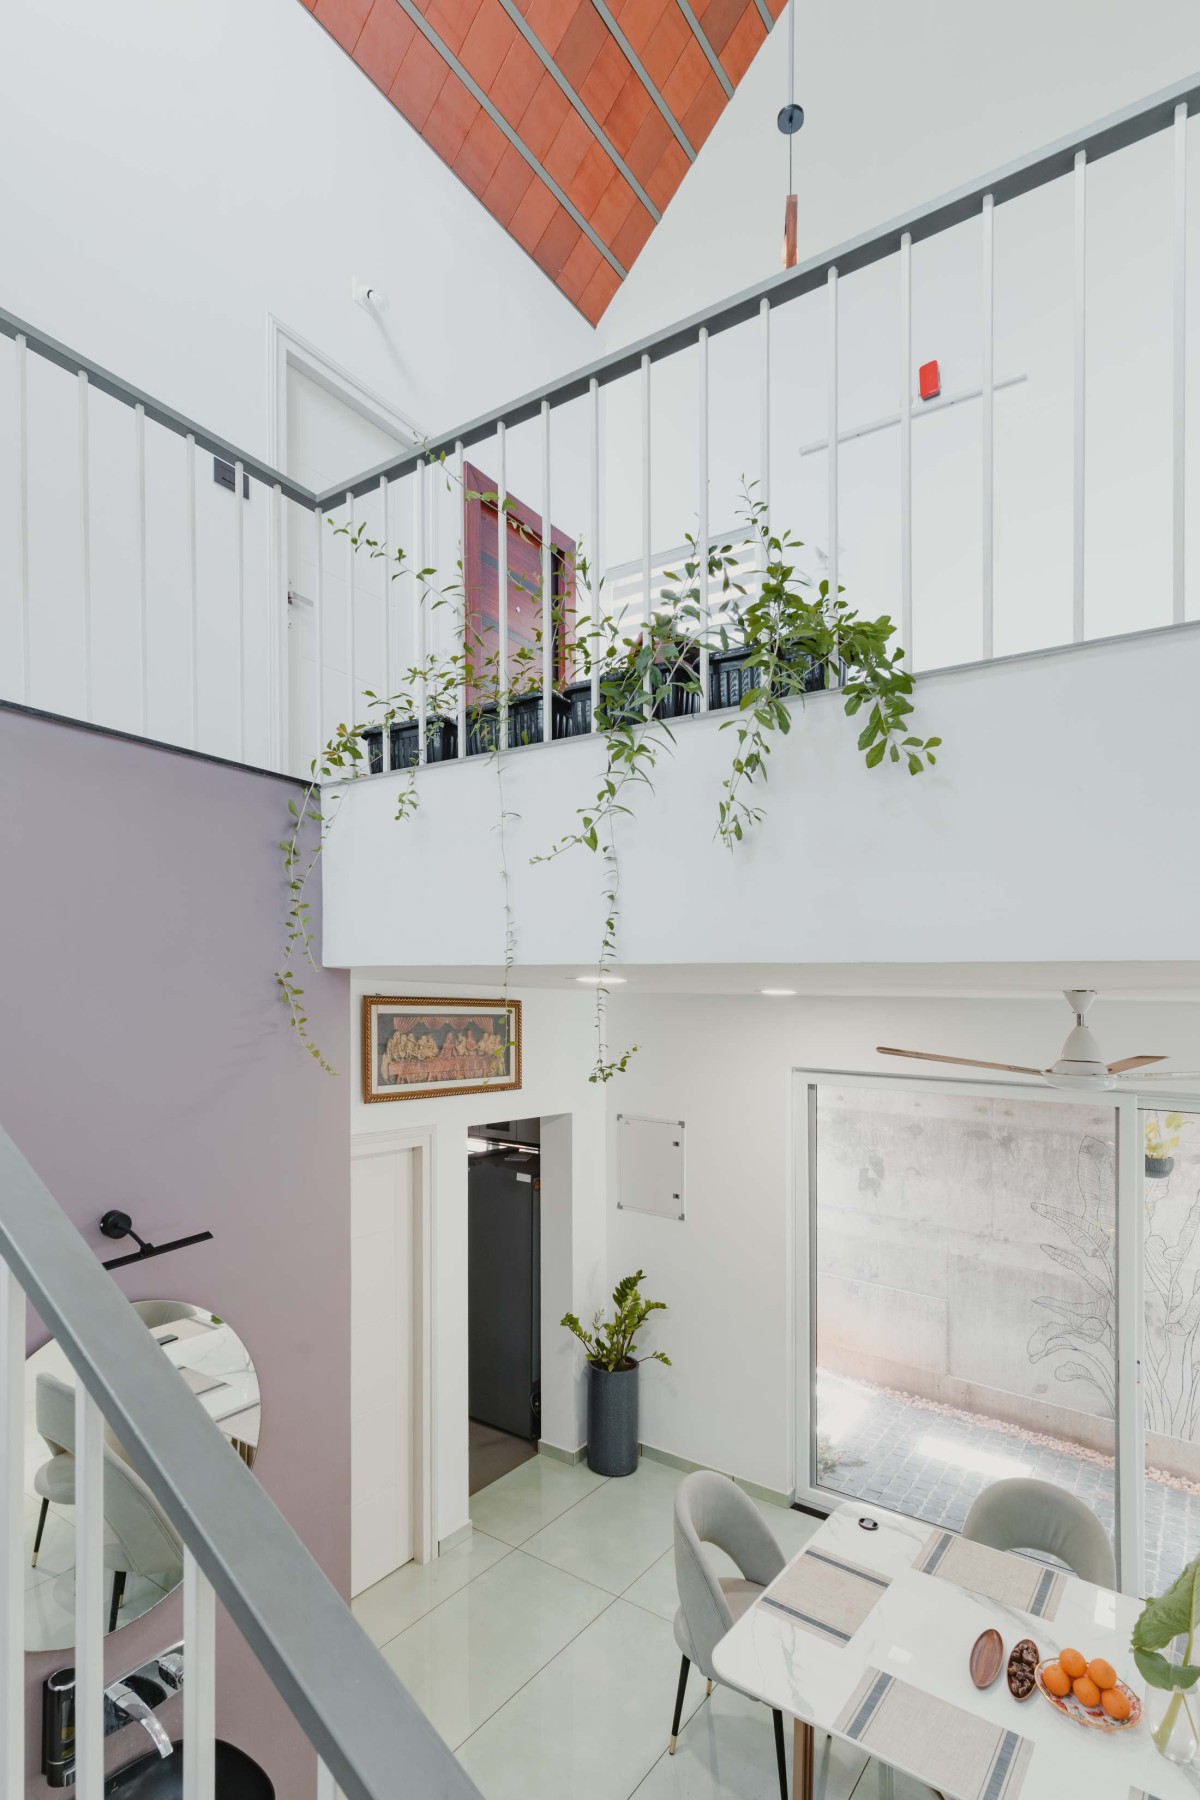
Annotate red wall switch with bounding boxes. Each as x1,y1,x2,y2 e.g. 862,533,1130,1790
918,359,941,400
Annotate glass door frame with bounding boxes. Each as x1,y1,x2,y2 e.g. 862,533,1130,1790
789,1067,1145,1595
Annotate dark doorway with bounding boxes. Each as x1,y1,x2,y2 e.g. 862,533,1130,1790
468,1119,541,1496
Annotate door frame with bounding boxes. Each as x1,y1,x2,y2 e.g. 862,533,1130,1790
789,1067,1143,1593
350,1126,438,1568
266,315,425,475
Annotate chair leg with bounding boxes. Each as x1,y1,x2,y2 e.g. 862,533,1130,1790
669,1655,690,1754
109,1570,126,1634
31,1498,49,1568
772,1710,788,1800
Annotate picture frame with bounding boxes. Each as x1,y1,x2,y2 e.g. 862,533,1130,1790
361,995,523,1104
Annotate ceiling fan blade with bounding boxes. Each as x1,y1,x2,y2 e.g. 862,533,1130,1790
1106,1055,1167,1074
877,1046,1044,1077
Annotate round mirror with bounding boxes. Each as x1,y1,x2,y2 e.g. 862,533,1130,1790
24,1300,260,1652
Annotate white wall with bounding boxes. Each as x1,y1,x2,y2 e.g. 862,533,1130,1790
603,991,1200,1498
322,622,1200,973
349,977,606,1543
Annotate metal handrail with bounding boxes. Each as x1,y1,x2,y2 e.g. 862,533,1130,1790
0,1125,482,1800
315,68,1200,506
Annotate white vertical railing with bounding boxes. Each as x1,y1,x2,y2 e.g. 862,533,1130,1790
697,325,710,711
16,334,30,703
313,507,324,766
455,439,467,751
317,1762,337,1800
497,423,508,740
186,432,198,748
78,370,92,721
269,483,283,770
380,474,392,771
981,193,995,661
826,267,839,611
0,1264,24,1797
184,1550,217,1800
1073,148,1087,643
415,459,428,762
135,402,148,735
235,458,245,761
75,1383,105,1797
1174,101,1188,625
345,488,356,731
641,351,652,627
541,399,553,741
899,231,913,658
276,489,289,772
759,296,771,551
588,378,601,724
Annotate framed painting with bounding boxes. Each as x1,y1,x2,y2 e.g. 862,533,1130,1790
362,996,523,1104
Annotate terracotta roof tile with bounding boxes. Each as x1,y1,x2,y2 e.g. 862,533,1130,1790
568,138,617,219
454,107,509,191
644,137,688,210
579,260,622,323
554,5,608,88
459,1,516,89
354,0,417,91
533,207,582,278
641,4,690,87
542,107,594,188
719,7,764,83
660,35,707,120
491,35,544,126
509,175,560,253
557,234,604,305
577,34,628,122
601,75,652,157
390,31,450,131
482,139,537,224
681,72,725,148
421,70,479,164
525,0,578,56
312,0,373,49
518,70,572,158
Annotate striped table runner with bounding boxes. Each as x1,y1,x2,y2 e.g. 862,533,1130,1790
759,1546,891,1646
835,1669,1033,1800
914,1530,1065,1621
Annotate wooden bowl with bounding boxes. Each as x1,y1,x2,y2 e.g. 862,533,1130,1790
1034,1661,1142,1732
969,1629,1004,1689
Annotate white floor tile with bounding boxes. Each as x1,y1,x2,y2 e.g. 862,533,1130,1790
456,1598,704,1800
520,1458,679,1594
622,1547,679,1622
380,1548,612,1749
353,1531,512,1647
631,1685,784,1800
469,1454,608,1547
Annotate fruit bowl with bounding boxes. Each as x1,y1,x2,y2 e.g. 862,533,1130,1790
1034,1660,1142,1732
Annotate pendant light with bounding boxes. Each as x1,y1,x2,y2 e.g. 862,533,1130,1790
777,1,804,268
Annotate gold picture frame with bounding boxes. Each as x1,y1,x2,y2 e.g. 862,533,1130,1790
361,995,523,1104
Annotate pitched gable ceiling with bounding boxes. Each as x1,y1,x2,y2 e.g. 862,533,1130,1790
301,0,784,323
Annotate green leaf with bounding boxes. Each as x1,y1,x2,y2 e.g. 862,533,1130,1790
1133,1556,1200,1686
865,741,886,768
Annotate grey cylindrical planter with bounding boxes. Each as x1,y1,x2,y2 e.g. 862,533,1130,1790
1146,1154,1175,1180
587,1361,639,1476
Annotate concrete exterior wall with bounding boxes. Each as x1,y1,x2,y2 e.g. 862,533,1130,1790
0,705,349,1798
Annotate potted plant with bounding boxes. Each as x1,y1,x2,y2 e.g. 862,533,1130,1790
1145,1113,1183,1180
1132,1553,1200,1763
561,1271,670,1476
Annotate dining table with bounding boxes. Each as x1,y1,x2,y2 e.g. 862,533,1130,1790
712,1498,1199,1800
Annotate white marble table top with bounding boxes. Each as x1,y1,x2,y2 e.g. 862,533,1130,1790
150,1320,260,1447
712,1500,1199,1799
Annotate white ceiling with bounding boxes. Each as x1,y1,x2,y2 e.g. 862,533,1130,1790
353,961,1200,1001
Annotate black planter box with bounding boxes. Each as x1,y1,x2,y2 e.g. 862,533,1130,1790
363,716,458,773
709,645,827,711
565,679,594,737
586,1360,639,1477
466,689,571,755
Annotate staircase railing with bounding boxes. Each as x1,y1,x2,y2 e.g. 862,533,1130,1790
0,1124,483,1800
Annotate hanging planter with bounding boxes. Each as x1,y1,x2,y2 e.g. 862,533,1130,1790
466,689,570,755
363,717,458,774
709,644,827,711
1146,1155,1175,1181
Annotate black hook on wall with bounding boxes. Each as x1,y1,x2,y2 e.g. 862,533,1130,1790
98,1209,213,1272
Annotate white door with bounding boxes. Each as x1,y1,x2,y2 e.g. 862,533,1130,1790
350,1143,416,1596
285,364,413,774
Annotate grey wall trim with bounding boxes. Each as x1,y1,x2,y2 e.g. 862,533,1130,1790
675,0,734,100
317,66,1200,504
589,0,698,161
0,304,313,507
539,1439,588,1465
391,0,627,281
491,0,662,223
439,1520,475,1553
0,1126,482,1800
638,1440,794,1508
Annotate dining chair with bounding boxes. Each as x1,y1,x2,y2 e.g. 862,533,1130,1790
671,1471,791,1800
961,1476,1116,1587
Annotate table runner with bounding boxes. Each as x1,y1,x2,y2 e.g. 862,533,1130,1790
759,1546,891,1646
914,1529,1065,1621
835,1668,1033,1800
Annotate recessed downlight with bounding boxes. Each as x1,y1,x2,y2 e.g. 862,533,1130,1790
574,975,628,985
761,988,797,996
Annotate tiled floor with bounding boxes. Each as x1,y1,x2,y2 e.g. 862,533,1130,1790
468,1420,538,1495
818,1370,1200,1594
352,1454,923,1800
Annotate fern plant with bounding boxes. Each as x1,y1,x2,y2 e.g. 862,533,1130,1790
561,1271,671,1372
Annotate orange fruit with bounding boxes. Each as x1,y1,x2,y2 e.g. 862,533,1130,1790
1087,1658,1117,1692
1042,1663,1072,1698
1059,1648,1087,1679
1101,1686,1131,1722
1073,1676,1102,1710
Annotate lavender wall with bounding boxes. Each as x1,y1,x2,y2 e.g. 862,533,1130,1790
0,705,350,1796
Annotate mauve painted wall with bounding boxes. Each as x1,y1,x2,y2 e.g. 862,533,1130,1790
0,706,350,1796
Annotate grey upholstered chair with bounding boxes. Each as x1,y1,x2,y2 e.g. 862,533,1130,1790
672,1471,790,1800
962,1477,1115,1588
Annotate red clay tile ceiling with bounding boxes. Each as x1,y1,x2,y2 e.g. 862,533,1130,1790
301,0,785,323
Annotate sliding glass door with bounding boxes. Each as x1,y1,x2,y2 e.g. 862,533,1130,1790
1142,1104,1200,1593
794,1073,1151,1592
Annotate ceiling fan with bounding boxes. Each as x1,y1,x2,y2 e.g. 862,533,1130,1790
878,990,1193,1092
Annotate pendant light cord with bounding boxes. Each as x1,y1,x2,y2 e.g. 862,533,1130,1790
787,0,796,190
